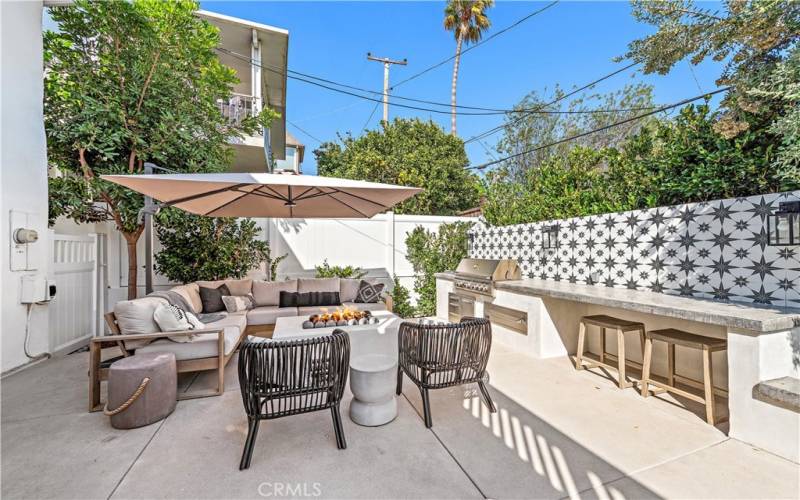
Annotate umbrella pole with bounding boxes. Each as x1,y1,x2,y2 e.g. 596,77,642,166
144,164,155,295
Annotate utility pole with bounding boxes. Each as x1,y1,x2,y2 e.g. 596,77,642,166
366,53,407,123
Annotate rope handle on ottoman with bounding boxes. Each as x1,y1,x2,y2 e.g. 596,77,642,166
103,377,151,416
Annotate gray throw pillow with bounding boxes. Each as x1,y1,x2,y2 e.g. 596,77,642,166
354,280,384,303
199,284,231,313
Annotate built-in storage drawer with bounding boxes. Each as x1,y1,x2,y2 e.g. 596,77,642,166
448,293,475,322
484,303,528,335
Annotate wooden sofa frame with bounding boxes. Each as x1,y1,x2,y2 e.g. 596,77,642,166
88,313,247,412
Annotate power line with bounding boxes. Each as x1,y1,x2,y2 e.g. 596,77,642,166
391,0,560,89
467,86,730,171
217,47,654,117
464,62,640,144
361,102,381,133
287,119,323,144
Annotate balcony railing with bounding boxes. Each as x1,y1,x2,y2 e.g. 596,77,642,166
218,93,261,132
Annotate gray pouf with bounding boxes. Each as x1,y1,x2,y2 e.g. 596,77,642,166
349,354,398,426
106,352,177,429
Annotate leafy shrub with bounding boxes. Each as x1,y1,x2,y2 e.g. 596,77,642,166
389,276,415,318
154,209,285,283
314,259,367,279
405,222,472,316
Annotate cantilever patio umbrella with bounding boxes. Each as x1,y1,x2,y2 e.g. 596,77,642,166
101,171,422,219
101,171,423,289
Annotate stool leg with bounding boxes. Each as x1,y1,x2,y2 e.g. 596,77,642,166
575,321,586,370
703,346,716,425
638,328,646,359
600,328,606,363
641,336,653,397
667,344,676,387
617,328,627,389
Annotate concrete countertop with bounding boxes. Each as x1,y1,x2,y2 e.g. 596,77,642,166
435,272,800,333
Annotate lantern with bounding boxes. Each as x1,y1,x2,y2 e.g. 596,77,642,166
542,224,559,249
767,201,800,246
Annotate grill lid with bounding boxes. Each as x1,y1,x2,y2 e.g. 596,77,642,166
455,258,521,281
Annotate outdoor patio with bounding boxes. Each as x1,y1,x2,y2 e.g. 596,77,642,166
3,341,797,500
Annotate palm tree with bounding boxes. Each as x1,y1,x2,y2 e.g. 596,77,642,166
443,0,493,136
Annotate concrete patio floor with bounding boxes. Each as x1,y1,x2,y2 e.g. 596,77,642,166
2,341,798,500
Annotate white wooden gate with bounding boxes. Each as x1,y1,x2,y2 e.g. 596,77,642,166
49,232,99,353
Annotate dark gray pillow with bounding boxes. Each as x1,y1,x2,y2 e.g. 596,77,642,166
355,280,384,303
199,284,230,313
280,291,340,308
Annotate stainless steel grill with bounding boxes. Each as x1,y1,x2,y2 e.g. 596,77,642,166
453,258,521,297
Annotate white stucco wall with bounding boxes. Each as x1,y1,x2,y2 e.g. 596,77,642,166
1,1,50,373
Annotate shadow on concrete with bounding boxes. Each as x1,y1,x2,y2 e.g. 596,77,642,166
402,380,662,499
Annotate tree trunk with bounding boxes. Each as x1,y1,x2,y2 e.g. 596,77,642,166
451,34,463,136
122,230,142,300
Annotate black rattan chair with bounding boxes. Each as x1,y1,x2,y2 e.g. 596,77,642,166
237,330,350,470
396,317,496,428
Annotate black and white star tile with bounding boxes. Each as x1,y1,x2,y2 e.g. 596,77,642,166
469,191,800,309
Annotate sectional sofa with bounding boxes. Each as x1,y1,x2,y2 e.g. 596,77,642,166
88,277,392,411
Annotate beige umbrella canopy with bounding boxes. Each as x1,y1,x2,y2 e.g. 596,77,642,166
101,172,422,218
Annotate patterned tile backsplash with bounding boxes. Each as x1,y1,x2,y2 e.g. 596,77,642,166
469,191,800,309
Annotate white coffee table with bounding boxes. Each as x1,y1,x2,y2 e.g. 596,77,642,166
272,310,401,360
272,310,402,426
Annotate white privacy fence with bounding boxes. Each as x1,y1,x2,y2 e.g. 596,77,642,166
49,232,102,352
90,212,475,306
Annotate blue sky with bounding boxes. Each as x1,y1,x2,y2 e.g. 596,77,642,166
172,3,729,173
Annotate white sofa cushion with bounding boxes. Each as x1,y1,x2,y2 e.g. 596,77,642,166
170,283,202,314
197,279,252,297
114,296,169,349
298,277,340,294
339,279,360,303
246,306,299,325
252,279,297,306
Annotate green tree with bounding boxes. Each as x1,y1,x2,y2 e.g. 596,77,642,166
315,118,481,215
623,0,799,178
443,0,494,135
154,210,285,283
45,0,278,298
406,222,472,316
495,83,656,182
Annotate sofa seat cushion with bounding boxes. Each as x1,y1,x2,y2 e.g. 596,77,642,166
298,277,340,294
342,301,387,313
246,306,299,326
203,310,248,334
252,279,298,306
135,327,240,360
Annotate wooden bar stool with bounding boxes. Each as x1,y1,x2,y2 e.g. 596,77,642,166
575,315,646,389
640,328,727,425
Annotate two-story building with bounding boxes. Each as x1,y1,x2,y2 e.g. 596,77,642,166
197,10,303,173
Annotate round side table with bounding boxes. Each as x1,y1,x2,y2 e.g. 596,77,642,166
349,354,398,426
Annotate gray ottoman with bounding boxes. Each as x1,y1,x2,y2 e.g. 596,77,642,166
349,354,398,426
105,352,177,429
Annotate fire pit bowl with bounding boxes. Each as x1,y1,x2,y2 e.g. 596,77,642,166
302,308,377,329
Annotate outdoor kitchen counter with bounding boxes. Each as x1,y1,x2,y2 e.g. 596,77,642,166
435,272,800,333
436,271,800,463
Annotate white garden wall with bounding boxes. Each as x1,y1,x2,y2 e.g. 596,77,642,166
1,1,51,373
55,212,475,320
